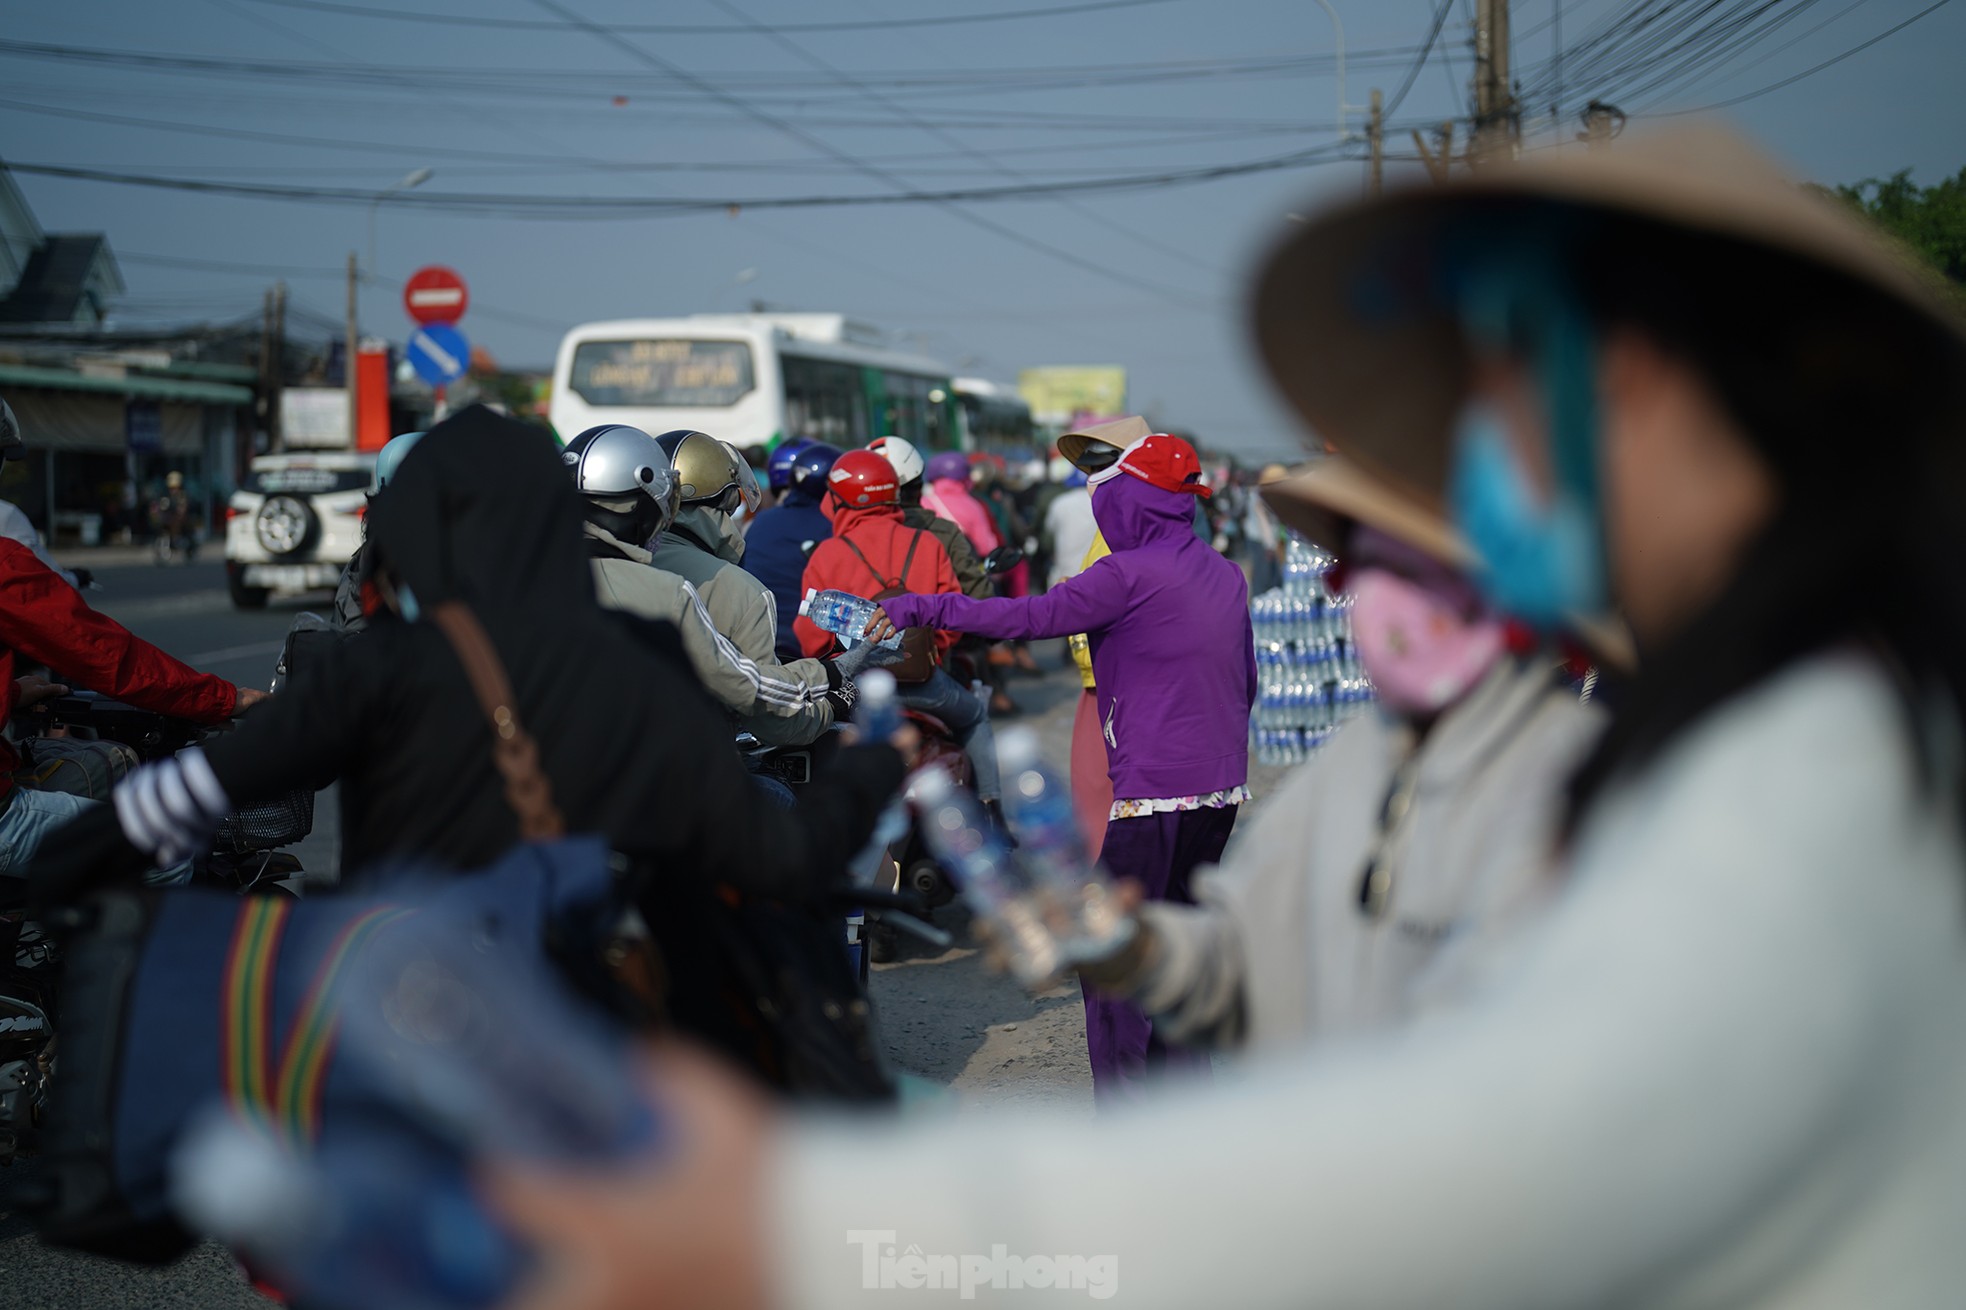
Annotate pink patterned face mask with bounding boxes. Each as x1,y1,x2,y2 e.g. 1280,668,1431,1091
1349,566,1506,716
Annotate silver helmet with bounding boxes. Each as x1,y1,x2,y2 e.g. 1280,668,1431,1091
564,424,681,542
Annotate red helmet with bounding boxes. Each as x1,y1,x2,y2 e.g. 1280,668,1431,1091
826,449,900,508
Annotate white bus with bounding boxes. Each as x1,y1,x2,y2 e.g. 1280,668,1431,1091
952,377,1035,454
549,313,961,456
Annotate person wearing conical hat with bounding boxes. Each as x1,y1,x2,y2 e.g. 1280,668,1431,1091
1075,454,1605,1049
490,128,1966,1310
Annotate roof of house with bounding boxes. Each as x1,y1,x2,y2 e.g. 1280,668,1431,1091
0,234,126,325
0,362,252,406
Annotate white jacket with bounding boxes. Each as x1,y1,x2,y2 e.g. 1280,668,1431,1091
1135,656,1605,1049
774,652,1966,1309
585,523,835,746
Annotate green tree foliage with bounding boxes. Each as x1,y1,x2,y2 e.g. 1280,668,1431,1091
1833,167,1966,290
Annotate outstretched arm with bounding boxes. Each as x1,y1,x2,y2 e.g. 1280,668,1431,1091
872,559,1130,644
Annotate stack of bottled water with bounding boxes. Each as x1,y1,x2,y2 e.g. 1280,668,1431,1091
1250,535,1374,765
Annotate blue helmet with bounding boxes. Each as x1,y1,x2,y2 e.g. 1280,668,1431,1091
766,438,816,493
372,430,426,492
788,441,842,497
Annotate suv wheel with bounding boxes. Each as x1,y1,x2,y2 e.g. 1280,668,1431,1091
254,495,318,558
227,564,270,610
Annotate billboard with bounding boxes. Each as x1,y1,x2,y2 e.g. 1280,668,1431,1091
1017,366,1127,426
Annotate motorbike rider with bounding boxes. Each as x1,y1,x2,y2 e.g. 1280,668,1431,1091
0,397,81,588
743,440,842,661
30,407,904,899
646,431,791,669
867,436,990,601
567,424,851,746
333,429,424,634
796,449,1003,819
0,530,261,880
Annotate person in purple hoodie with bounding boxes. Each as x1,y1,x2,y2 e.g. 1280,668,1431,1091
869,432,1257,1102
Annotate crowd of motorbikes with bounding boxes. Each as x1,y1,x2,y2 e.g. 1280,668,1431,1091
0,529,1024,1182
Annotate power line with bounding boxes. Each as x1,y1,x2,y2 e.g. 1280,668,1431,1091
235,0,1184,34
2,141,1362,216
1385,0,1460,117
0,95,1319,176
525,0,1229,306
1651,0,1954,112
698,0,1223,288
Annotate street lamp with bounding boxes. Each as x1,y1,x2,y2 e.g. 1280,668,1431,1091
349,168,432,447
368,167,434,278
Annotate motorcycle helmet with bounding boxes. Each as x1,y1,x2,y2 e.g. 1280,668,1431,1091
371,430,427,492
826,449,900,509
655,429,749,515
787,441,842,497
866,435,924,487
766,438,815,493
722,440,763,522
564,423,681,544
924,450,971,485
0,396,21,463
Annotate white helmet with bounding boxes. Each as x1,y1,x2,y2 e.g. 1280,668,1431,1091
867,435,924,486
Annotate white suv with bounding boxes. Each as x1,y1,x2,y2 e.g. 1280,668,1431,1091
224,452,374,608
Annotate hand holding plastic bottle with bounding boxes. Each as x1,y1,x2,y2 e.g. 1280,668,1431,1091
485,1044,774,1310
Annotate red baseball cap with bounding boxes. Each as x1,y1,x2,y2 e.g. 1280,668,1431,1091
1088,433,1212,499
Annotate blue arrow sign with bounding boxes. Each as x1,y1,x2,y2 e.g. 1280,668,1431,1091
406,322,469,386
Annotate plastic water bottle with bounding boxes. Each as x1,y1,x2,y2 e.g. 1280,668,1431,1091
849,671,911,887
173,917,656,1310
995,727,1135,960
911,766,1060,985
799,588,903,651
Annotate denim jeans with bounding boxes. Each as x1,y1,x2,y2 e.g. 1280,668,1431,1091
899,668,1000,802
0,786,195,887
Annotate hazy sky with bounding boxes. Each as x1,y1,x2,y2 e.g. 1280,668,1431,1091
4,0,1961,457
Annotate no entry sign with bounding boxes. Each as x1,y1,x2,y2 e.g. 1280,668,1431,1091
403,266,469,325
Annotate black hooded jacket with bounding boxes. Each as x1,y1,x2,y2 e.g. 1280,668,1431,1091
47,408,903,898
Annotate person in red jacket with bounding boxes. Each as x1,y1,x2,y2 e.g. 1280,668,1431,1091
796,450,1001,810
0,537,258,881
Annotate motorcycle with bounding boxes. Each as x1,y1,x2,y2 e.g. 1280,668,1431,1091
0,615,328,1163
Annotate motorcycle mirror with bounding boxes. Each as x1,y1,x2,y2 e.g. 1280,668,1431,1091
982,545,1024,576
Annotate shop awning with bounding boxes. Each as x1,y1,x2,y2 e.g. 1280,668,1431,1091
0,362,252,407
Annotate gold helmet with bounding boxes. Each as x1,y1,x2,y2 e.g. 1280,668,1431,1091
654,429,753,516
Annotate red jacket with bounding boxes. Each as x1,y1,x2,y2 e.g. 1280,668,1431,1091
0,538,236,795
795,502,962,658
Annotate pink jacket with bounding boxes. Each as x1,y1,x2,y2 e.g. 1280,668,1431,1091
921,479,1001,556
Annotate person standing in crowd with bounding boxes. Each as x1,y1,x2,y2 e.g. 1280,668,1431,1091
741,441,841,661
1086,453,1606,1049
1053,415,1149,860
1041,468,1097,592
492,128,1966,1310
867,432,1255,1102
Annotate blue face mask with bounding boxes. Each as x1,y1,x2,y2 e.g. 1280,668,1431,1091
396,582,422,624
1449,406,1604,626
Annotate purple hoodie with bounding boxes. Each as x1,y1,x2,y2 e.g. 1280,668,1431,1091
883,473,1256,800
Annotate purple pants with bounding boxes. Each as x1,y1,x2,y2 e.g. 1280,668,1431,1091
1083,804,1239,1106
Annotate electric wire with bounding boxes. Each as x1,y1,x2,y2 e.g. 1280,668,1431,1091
234,0,1186,35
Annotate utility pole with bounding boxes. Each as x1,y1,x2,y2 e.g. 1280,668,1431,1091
345,252,359,449
269,280,287,453
1366,88,1384,194
1473,0,1516,162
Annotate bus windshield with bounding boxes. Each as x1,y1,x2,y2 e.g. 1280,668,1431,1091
568,339,756,408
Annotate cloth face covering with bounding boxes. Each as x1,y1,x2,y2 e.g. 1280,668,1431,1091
1349,565,1505,716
